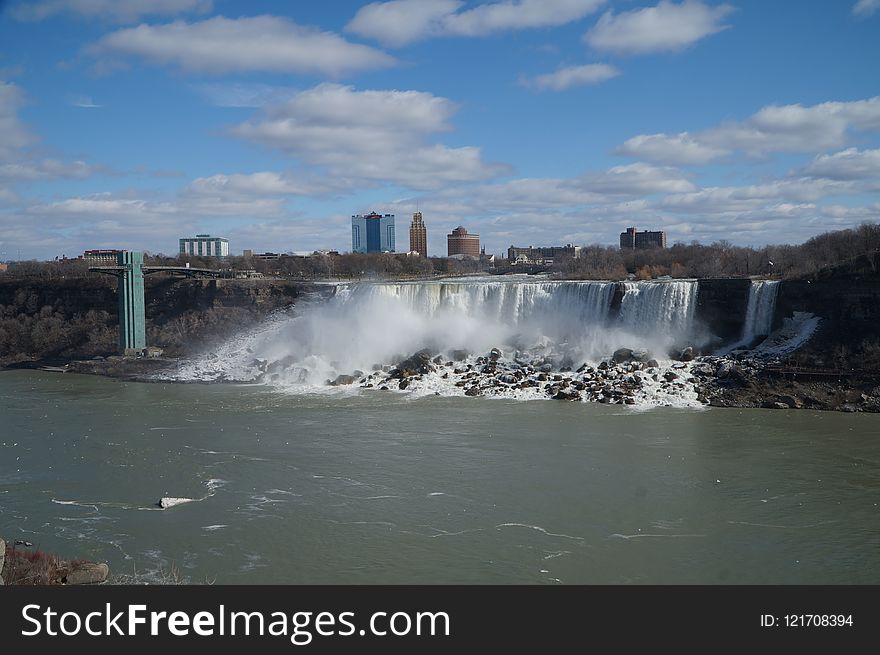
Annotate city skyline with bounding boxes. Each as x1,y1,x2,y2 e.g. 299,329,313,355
1,1,879,260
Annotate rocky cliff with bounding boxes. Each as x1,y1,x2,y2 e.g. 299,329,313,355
0,276,309,366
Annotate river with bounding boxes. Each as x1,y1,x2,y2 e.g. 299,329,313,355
1,370,877,584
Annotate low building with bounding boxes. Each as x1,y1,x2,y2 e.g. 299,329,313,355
507,244,581,264
447,226,480,257
179,234,229,257
620,227,667,250
83,249,127,264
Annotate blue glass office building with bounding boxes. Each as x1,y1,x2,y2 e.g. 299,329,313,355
352,212,395,253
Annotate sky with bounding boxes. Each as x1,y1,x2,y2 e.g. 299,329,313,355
0,0,878,260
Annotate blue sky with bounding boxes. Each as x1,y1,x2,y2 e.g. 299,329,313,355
0,0,878,260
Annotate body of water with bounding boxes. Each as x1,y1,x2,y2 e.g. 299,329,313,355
2,370,878,584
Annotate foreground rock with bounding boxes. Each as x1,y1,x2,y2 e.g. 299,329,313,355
158,497,197,509
1,537,109,585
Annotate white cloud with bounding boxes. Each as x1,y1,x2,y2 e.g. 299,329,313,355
616,96,880,164
185,171,355,198
10,0,213,22
0,159,94,181
88,16,396,77
800,148,880,181
347,0,606,47
853,0,880,16
0,82,34,161
573,162,696,194
585,1,734,55
67,94,102,108
656,179,854,214
192,83,297,108
614,132,726,165
231,83,509,191
525,63,620,91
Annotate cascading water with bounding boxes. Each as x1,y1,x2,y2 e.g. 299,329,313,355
716,279,781,354
618,280,698,344
175,277,704,390
740,280,780,345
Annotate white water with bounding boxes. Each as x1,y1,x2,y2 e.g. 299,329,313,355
741,280,780,344
718,279,781,354
175,278,704,389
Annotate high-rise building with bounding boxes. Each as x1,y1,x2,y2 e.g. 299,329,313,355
409,212,427,257
352,212,395,253
619,227,667,250
179,234,229,257
447,226,480,257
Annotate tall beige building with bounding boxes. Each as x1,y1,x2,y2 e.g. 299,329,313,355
447,226,480,257
409,212,427,257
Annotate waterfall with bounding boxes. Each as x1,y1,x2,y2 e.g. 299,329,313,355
740,280,780,345
618,280,698,344
176,277,704,385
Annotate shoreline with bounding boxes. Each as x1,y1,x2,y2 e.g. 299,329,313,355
5,350,878,414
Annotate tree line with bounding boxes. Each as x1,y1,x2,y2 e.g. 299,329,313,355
2,222,878,282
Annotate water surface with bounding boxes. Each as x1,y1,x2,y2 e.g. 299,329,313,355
1,370,878,584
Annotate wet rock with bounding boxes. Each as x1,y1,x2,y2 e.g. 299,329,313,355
498,374,517,384
489,348,503,361
762,400,790,410
379,386,389,391
432,356,444,364
677,347,695,362
777,394,801,409
612,348,635,364
398,379,410,390
663,372,678,382
646,359,660,369
329,374,356,386
553,390,581,401
450,349,470,361
464,387,482,396
65,563,109,585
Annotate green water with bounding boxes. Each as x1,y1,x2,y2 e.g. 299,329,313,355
1,370,878,584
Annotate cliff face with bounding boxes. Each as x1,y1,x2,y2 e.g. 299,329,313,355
0,276,309,365
695,279,751,342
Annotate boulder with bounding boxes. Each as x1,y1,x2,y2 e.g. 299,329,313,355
464,387,482,396
646,359,660,369
488,348,503,361
329,374,356,386
553,390,581,401
762,400,790,410
663,371,678,382
612,348,635,364
677,347,695,362
777,395,801,409
398,379,410,390
158,497,196,509
65,562,109,585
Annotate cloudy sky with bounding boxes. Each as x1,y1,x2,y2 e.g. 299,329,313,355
0,0,878,259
